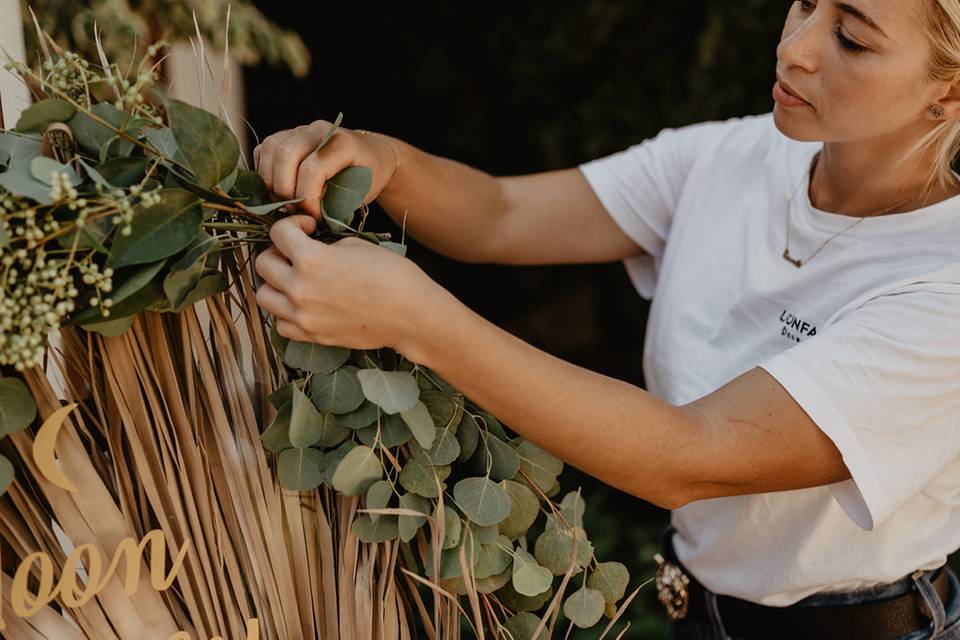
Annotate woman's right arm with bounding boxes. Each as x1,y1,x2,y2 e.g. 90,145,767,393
254,119,643,266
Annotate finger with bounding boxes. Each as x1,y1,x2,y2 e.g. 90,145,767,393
257,129,297,192
270,215,320,261
255,283,296,319
276,318,311,343
272,125,331,200
254,247,295,293
295,134,356,218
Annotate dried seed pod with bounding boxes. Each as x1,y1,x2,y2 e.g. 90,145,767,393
42,122,76,164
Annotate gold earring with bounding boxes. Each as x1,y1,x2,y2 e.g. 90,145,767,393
931,104,946,118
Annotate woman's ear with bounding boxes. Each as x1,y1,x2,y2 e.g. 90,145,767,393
931,78,960,120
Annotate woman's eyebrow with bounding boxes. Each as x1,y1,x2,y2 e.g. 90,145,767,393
834,1,889,38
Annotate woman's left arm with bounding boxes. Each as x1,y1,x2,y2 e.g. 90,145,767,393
256,216,850,510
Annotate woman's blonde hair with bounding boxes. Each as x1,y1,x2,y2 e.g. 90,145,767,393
901,0,960,201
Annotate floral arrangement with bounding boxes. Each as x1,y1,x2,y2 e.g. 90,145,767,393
0,30,641,639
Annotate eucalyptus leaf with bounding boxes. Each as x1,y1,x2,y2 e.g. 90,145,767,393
30,156,81,186
496,581,554,614
316,112,343,150
421,389,464,430
456,413,480,462
512,548,553,597
0,161,54,204
165,271,228,313
399,400,435,449
435,503,462,550
0,131,42,165
559,491,586,529
244,198,303,215
319,441,357,486
474,535,513,579
269,319,290,357
95,157,147,187
277,447,324,492
167,98,240,188
336,400,379,429
0,378,37,436
398,457,446,499
453,477,511,527
0,455,14,496
534,527,593,576
356,368,420,415
310,365,365,414
331,445,383,496
261,400,293,452
357,412,411,448
289,386,325,448
365,480,393,525
351,514,399,543
410,427,460,466
465,521,500,545
15,99,76,133
398,493,431,543
284,341,350,374
499,480,540,539
144,127,180,161
503,612,546,640
485,433,520,481
268,383,295,411
586,561,630,605
563,587,606,629
516,439,563,493
68,103,127,151
107,188,203,269
321,166,372,224
477,410,509,440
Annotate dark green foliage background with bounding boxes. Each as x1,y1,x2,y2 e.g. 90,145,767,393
245,2,957,637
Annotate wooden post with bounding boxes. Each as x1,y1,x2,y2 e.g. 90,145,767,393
0,0,29,128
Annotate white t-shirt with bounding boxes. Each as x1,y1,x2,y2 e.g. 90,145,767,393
578,111,960,606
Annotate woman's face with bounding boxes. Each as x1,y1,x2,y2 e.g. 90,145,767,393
774,0,950,143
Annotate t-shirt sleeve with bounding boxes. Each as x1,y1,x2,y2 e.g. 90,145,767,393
756,283,960,531
578,118,735,299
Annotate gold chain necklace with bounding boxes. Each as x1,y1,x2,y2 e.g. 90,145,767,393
783,151,913,268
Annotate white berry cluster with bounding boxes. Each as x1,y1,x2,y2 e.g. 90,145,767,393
41,51,97,106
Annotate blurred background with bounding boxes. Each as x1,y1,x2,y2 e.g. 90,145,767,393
240,2,787,637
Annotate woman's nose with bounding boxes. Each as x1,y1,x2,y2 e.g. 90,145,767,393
777,14,821,73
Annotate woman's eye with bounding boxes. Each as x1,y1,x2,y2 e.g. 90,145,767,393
835,26,867,52
798,0,815,12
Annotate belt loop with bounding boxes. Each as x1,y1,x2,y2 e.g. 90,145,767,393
911,568,946,635
705,590,733,640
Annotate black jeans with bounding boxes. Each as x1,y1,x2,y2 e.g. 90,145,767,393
661,527,960,640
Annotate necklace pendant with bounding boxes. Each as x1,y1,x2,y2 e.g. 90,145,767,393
782,248,803,268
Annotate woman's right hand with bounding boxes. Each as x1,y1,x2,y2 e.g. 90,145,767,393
252,119,401,218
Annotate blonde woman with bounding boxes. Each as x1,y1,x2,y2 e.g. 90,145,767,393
252,1,960,637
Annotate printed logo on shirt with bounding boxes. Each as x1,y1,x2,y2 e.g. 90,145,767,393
779,309,817,343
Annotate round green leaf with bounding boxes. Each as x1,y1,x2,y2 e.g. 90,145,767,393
503,612,546,640
331,445,383,496
289,386,325,448
435,503,462,550
453,477,511,527
398,493,431,543
512,548,554,597
398,457,447,498
337,400,379,429
534,527,594,576
107,189,203,269
485,434,520,481
410,427,460,466
30,156,80,186
167,98,240,188
420,389,463,430
515,439,563,492
277,447,324,492
587,561,630,605
356,369,420,414
474,535,513,579
69,103,127,152
400,400,435,449
365,480,393,525
15,99,75,133
0,378,37,436
283,341,350,375
456,413,480,462
0,455,14,496
261,401,293,452
352,514,399,543
499,480,539,539
563,587,606,629
357,412,412,448
319,440,357,486
311,365,365,414
322,166,372,224
496,581,554,614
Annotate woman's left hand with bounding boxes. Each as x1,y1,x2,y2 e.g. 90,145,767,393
254,215,434,354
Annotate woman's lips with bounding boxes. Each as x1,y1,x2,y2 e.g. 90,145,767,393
773,80,811,108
